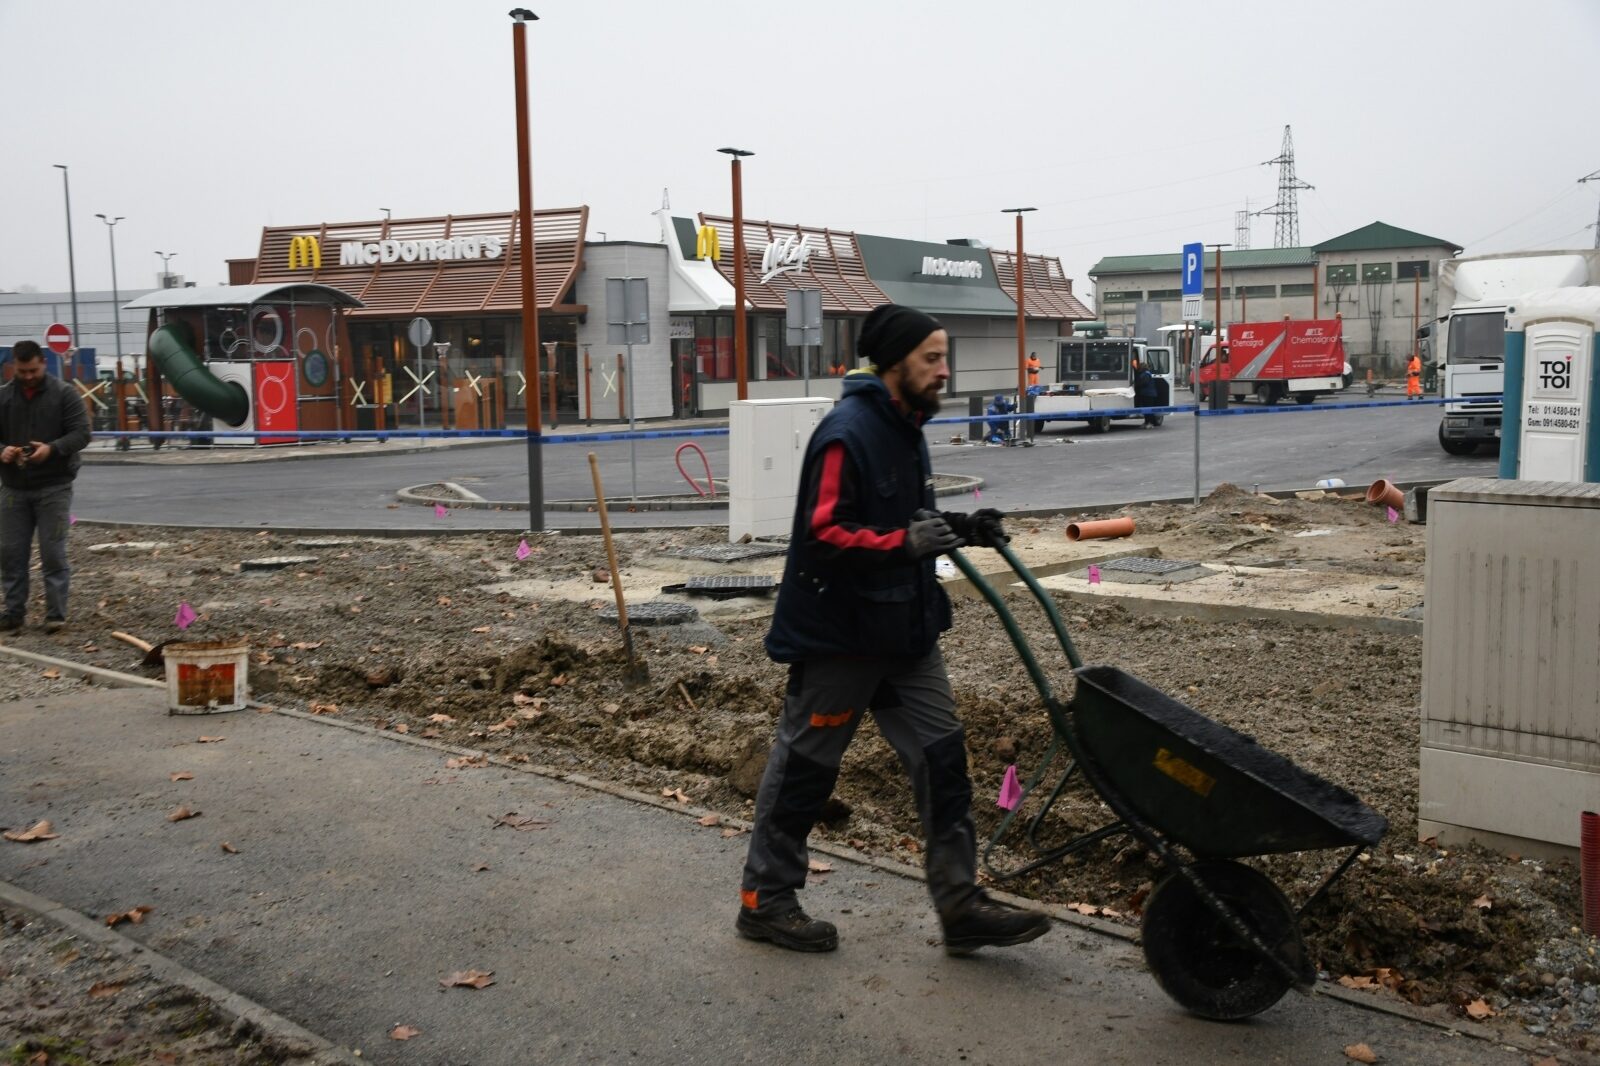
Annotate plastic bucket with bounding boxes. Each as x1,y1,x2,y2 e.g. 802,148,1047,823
163,639,249,714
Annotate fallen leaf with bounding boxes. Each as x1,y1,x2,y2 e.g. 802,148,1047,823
393,723,410,734
197,736,225,743
3,820,60,843
808,859,833,874
512,693,546,708
471,625,491,634
389,1024,422,1041
486,716,519,733
1471,894,1492,910
603,702,621,716
441,969,494,989
1339,975,1377,990
41,667,62,679
473,863,491,872
1343,1043,1377,1064
1067,902,1099,916
167,806,201,822
720,827,747,839
1099,906,1124,919
688,645,708,655
1464,997,1495,1020
420,729,442,739
550,673,569,686
445,755,488,770
104,905,153,927
660,787,690,804
217,841,239,855
1373,967,1404,991
169,771,194,782
87,980,123,998
696,814,722,827
291,641,323,651
310,701,340,715
428,713,456,723
706,655,719,666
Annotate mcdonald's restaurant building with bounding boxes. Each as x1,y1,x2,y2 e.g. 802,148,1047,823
231,206,1092,428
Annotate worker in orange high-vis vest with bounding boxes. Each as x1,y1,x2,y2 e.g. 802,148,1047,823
1406,353,1422,400
1025,352,1040,388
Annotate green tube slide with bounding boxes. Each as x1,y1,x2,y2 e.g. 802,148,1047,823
148,322,250,427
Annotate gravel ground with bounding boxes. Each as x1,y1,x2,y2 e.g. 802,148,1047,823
0,499,1595,1060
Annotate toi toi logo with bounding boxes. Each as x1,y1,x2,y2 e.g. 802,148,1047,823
1538,356,1572,392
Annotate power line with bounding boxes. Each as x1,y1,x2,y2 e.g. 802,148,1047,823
1462,182,1583,248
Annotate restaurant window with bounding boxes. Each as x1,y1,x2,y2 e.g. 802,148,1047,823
695,315,743,382
821,317,855,376
1146,289,1181,300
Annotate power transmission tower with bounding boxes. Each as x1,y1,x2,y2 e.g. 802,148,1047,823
1259,125,1313,248
1581,169,1600,249
1234,197,1251,250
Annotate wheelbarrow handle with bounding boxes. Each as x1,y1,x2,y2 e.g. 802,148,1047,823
947,549,1060,702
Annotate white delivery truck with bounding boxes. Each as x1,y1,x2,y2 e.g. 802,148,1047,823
1034,329,1173,432
1427,250,1600,456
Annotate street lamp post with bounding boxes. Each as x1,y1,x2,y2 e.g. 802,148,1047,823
155,250,177,289
718,147,754,401
510,8,545,532
1003,207,1037,436
52,166,81,375
95,215,125,370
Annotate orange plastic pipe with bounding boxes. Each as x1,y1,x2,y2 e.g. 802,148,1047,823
1065,517,1135,541
1366,479,1404,510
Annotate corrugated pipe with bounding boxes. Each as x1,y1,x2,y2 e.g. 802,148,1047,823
1065,517,1135,541
1583,811,1600,936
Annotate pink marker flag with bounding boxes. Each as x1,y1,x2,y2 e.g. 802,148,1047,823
69,514,78,526
1386,506,1399,524
997,764,1022,811
974,487,982,502
1087,564,1101,585
434,503,448,518
174,602,197,630
516,538,532,561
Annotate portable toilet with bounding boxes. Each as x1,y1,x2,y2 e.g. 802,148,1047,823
1500,287,1600,482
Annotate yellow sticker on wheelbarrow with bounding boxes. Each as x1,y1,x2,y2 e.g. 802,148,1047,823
1153,748,1215,797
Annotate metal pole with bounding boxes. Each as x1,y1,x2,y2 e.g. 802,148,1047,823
1206,243,1231,410
416,341,426,429
583,347,592,427
54,166,80,373
96,215,125,369
510,8,545,531
1003,207,1037,440
731,159,748,401
802,341,811,396
625,338,638,501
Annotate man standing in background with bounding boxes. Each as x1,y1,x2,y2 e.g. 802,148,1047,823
1,340,92,633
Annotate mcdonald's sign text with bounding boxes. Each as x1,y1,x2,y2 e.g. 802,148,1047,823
287,235,322,271
695,225,720,261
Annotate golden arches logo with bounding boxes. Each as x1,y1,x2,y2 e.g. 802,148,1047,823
287,235,322,271
695,225,720,262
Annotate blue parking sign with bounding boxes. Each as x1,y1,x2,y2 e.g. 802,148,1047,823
1181,242,1204,296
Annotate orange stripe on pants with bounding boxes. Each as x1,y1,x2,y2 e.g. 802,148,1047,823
808,709,854,728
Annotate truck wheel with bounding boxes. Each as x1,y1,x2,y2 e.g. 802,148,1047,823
1088,418,1110,434
1437,424,1477,456
1294,392,1316,406
1256,384,1277,406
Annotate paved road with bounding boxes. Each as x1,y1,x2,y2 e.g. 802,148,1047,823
0,683,1523,1065
74,397,1496,531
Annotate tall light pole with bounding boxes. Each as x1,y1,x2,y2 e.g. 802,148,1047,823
1003,207,1037,418
719,147,754,401
155,250,177,288
95,215,125,367
52,165,80,372
510,8,545,531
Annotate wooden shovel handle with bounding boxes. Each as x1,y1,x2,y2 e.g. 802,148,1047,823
111,631,154,654
587,453,630,630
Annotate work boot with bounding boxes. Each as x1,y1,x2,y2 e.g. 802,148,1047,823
941,893,1051,956
44,619,66,635
0,616,22,634
736,904,838,953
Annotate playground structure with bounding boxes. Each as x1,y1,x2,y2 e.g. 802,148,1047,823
124,284,362,445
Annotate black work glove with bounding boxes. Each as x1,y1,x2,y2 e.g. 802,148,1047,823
943,508,1009,548
906,510,964,559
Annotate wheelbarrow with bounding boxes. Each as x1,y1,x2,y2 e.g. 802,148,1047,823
950,540,1388,1020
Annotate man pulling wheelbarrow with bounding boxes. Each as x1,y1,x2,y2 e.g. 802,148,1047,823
737,303,1051,955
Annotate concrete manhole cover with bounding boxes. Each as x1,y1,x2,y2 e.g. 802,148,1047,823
1085,556,1211,585
667,543,788,563
661,575,777,599
600,601,700,626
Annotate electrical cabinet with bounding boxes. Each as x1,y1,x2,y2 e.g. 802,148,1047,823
728,398,833,542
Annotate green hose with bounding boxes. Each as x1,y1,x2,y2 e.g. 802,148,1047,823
148,321,250,427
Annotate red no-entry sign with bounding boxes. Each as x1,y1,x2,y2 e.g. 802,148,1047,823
45,323,72,355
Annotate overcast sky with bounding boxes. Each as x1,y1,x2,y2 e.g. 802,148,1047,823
4,0,1597,301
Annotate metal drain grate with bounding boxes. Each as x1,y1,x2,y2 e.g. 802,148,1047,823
1100,556,1197,575
601,601,701,626
667,543,788,563
662,575,776,600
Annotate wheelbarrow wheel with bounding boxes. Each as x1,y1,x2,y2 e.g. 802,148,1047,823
1140,860,1307,1021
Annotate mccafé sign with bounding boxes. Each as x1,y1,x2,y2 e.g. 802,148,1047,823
286,233,505,270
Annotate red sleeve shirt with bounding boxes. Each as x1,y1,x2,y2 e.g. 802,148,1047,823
801,441,909,562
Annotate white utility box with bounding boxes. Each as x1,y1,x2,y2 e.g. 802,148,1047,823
1419,477,1600,856
728,397,833,542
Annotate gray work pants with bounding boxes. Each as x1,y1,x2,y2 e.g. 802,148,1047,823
741,648,979,920
1,483,73,623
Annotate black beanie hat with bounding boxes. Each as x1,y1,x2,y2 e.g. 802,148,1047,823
858,303,943,372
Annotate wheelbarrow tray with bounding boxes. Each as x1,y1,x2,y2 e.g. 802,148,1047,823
1068,665,1387,858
